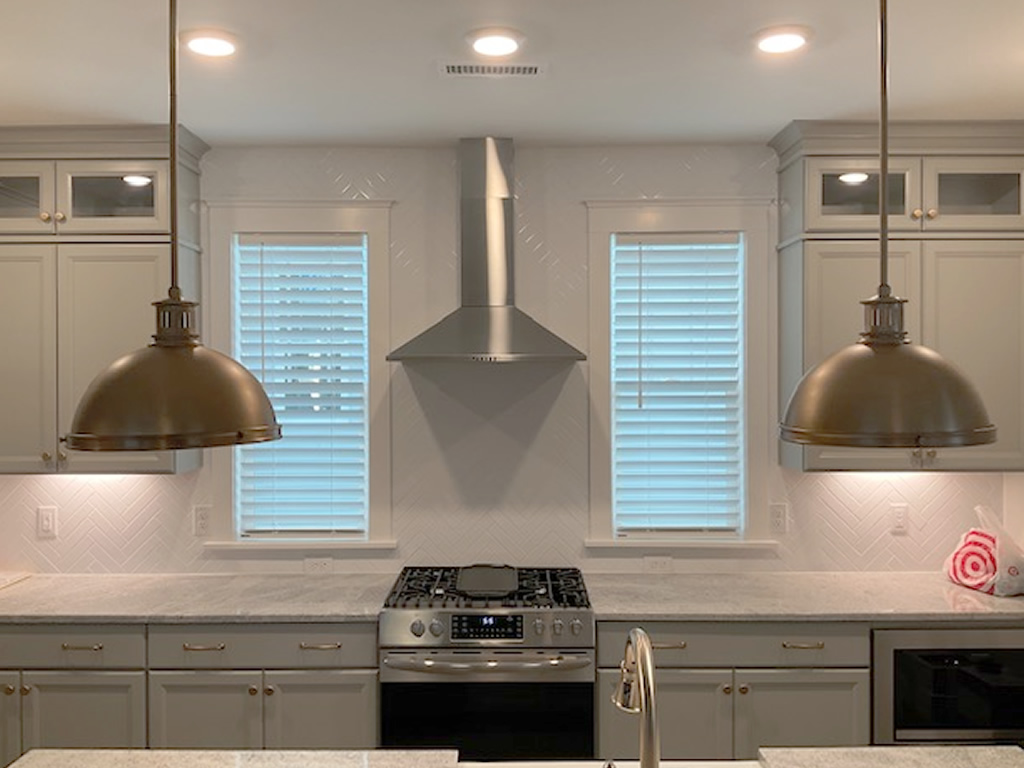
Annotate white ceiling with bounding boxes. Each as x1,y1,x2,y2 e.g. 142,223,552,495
4,1,1023,147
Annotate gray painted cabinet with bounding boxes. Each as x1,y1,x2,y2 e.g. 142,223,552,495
0,672,18,768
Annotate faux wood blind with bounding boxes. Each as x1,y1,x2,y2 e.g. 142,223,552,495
611,233,745,535
234,233,369,536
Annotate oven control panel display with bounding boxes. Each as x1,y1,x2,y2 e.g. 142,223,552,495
451,614,523,640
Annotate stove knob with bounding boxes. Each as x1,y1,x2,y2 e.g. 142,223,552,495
570,619,583,636
410,619,425,637
429,619,445,637
552,619,565,636
533,619,546,635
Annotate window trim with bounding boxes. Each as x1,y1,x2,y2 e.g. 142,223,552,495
585,201,774,550
204,201,393,547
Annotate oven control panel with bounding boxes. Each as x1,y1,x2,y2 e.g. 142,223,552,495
379,609,595,648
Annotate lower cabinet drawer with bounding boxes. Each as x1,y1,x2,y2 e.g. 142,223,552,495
148,623,376,669
0,626,145,668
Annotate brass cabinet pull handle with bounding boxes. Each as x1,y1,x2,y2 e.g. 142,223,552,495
739,684,750,694
41,452,52,462
722,685,732,695
298,642,343,650
19,686,30,696
183,643,226,652
53,212,66,223
781,641,825,650
248,685,259,696
264,687,275,696
651,641,687,650
911,208,924,220
39,211,52,223
61,643,103,652
926,208,938,219
3,685,14,696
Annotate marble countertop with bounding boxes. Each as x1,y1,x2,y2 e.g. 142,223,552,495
0,570,1021,624
586,571,1024,623
759,746,1024,768
10,750,458,768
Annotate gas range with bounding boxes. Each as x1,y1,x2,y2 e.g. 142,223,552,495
378,564,594,648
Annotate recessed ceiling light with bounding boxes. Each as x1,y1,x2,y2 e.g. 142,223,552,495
182,29,238,58
756,26,811,54
839,172,870,185
468,28,523,58
122,175,153,187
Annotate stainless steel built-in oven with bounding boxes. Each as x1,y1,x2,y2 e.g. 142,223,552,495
378,565,596,761
874,628,1024,744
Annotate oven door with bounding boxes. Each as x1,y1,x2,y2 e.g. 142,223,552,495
379,649,595,761
874,628,1024,744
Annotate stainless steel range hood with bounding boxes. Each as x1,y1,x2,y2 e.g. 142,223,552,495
387,137,586,362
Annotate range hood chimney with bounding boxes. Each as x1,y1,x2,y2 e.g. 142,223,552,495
387,137,586,362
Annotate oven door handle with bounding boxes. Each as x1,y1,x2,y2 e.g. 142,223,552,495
382,655,593,674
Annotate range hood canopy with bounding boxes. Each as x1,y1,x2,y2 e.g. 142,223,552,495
387,137,585,362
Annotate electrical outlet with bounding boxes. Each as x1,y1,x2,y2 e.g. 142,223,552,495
890,502,909,535
642,556,673,574
192,505,211,537
36,506,57,539
770,502,789,535
305,557,333,574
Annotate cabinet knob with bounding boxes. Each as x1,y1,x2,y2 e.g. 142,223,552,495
54,211,66,223
911,208,923,220
57,451,67,463
248,685,259,696
39,211,52,223
926,208,938,219
738,684,750,694
264,686,275,696
2,685,14,696
19,685,31,696
722,685,732,695
41,452,52,463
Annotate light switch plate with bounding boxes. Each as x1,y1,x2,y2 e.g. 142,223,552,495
36,506,57,539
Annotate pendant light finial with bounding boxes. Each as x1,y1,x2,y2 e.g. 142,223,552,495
779,0,995,449
66,0,280,452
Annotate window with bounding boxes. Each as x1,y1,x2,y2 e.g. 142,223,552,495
234,234,369,537
206,204,392,546
587,204,771,546
611,233,745,534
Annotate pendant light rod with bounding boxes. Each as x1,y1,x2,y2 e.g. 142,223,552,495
168,0,180,292
877,0,890,297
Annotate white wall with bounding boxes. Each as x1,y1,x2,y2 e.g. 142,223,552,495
0,143,1003,573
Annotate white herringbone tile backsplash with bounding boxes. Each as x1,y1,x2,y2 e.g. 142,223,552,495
0,143,1008,573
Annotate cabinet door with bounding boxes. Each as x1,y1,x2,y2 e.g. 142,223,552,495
54,160,169,234
732,668,869,760
0,162,56,234
0,673,19,768
263,670,377,749
149,670,262,748
804,157,921,232
57,243,199,473
21,671,145,751
0,245,57,472
921,240,1024,469
597,668,732,760
922,157,1024,231
779,240,924,471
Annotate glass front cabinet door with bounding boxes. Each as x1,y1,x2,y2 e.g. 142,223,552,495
921,157,1024,230
0,160,169,234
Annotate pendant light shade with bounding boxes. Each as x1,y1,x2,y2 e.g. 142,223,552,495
779,0,995,449
66,0,280,452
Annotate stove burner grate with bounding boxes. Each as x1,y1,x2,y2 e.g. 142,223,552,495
383,565,590,610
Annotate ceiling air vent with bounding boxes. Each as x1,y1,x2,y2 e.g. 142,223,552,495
440,62,547,78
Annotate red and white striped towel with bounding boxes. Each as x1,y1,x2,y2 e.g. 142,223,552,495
945,506,1024,597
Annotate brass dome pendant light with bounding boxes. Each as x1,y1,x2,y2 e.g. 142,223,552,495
66,0,281,451
779,0,995,448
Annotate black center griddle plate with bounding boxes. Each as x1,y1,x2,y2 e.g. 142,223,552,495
455,564,519,597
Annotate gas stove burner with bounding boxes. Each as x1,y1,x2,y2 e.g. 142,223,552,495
383,565,590,610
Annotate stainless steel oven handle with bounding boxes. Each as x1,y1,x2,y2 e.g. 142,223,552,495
383,655,593,674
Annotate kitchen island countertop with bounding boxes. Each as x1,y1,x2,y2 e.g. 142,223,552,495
10,750,458,768
0,570,1021,623
759,746,1024,768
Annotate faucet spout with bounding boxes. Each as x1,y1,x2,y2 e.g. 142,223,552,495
612,627,659,768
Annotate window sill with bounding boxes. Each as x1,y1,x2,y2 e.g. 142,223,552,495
203,539,398,552
584,537,780,557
